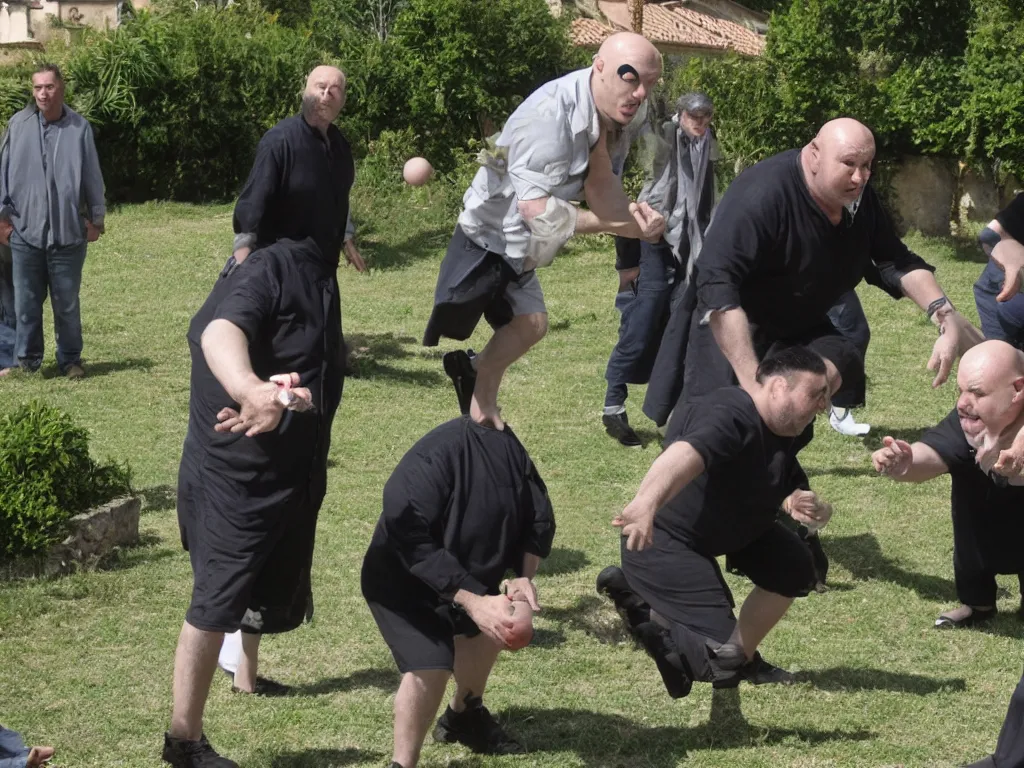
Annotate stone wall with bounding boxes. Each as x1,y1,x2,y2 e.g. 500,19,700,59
2,496,141,579
887,154,1022,237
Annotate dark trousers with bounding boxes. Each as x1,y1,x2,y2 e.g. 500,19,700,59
826,290,870,409
604,239,676,408
952,495,1024,607
0,245,13,369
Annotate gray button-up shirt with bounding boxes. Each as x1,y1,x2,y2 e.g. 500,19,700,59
458,67,648,274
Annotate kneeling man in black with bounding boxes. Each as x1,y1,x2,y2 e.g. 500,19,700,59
598,346,834,696
362,417,555,768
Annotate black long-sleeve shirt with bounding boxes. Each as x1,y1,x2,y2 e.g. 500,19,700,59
696,149,934,339
233,115,354,269
368,418,555,598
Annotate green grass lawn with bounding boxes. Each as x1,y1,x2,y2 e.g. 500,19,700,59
0,188,1017,768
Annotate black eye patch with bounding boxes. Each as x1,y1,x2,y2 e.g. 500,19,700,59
617,63,639,81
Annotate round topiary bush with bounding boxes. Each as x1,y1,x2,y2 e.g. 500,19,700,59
0,402,132,560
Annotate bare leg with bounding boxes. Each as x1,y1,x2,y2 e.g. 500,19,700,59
470,312,547,429
392,669,450,768
232,632,261,693
727,587,793,661
169,621,224,741
450,634,502,711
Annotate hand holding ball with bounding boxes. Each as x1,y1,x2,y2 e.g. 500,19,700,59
403,156,434,186
504,599,535,651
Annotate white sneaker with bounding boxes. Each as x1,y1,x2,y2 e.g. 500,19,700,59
829,407,870,436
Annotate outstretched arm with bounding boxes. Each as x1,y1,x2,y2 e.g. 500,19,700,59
613,441,706,551
872,436,950,483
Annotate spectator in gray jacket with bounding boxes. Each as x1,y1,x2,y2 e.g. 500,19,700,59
0,63,105,378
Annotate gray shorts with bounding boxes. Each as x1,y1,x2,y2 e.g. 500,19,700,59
423,225,546,346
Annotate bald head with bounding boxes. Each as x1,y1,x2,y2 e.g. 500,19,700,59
801,117,876,216
957,340,1024,437
302,65,346,132
592,33,662,126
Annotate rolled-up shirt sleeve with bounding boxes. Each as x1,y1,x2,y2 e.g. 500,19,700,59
863,188,934,299
996,193,1024,243
380,451,489,598
504,117,573,202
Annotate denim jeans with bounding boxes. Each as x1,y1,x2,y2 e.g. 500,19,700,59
0,245,14,369
974,258,1024,348
0,725,29,768
10,229,87,372
604,239,676,408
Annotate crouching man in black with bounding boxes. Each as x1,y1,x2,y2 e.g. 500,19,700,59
362,417,555,768
598,346,834,697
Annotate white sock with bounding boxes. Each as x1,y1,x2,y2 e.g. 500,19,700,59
218,630,243,674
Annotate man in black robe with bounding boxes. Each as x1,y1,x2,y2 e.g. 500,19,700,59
644,118,980,431
162,237,343,768
362,418,555,768
217,64,364,698
598,346,834,696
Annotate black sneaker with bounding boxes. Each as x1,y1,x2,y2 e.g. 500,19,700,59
710,646,794,688
633,621,693,699
742,653,795,686
603,412,642,447
443,349,476,416
432,695,525,754
162,732,238,768
596,565,651,631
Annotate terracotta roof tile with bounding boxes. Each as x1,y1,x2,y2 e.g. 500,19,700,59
573,1,764,57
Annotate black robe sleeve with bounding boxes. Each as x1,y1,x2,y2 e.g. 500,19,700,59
517,457,555,570
862,187,935,299
918,409,971,470
232,134,284,249
996,193,1024,243
212,253,281,342
379,446,490,599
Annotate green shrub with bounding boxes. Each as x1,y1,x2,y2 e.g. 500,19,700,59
0,402,132,560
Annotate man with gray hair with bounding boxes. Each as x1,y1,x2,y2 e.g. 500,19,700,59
0,63,105,379
603,92,717,446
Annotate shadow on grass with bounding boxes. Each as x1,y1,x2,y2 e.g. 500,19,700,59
39,357,155,379
805,465,877,478
360,226,450,271
825,532,956,601
96,533,175,572
502,689,873,766
634,427,663,449
270,747,382,767
140,484,176,513
949,239,989,265
543,547,591,577
345,332,443,387
860,424,933,452
288,667,397,696
544,595,633,645
531,627,567,649
794,666,966,694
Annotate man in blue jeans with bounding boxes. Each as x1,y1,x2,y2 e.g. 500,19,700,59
0,63,105,379
603,93,717,446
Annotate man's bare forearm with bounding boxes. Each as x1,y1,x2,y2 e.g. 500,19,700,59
630,441,706,515
574,208,644,239
200,319,261,403
709,307,760,389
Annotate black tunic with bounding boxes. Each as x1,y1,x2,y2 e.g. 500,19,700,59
656,387,811,555
920,410,1024,589
233,115,355,269
364,417,555,599
182,237,344,499
644,149,934,424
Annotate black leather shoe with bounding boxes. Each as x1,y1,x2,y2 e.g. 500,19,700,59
603,412,642,447
443,350,476,416
162,733,238,767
